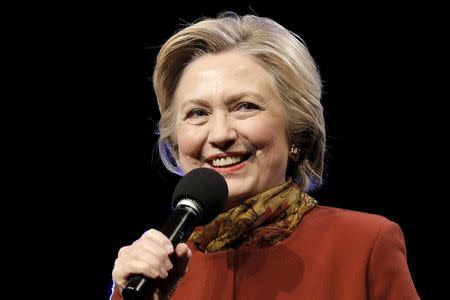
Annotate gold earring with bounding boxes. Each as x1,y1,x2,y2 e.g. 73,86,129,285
289,145,300,162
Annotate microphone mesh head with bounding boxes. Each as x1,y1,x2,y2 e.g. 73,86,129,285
172,168,228,225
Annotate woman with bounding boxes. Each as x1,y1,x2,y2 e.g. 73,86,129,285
112,13,419,299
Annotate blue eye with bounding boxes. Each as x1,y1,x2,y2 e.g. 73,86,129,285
186,109,208,119
236,102,259,111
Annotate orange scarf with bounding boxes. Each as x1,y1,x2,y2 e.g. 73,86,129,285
189,179,317,252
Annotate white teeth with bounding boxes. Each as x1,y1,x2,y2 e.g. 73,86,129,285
211,156,243,167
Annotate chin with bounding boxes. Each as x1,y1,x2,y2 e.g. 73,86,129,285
224,190,249,210
224,198,241,211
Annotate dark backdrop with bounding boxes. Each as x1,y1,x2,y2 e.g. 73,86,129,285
50,2,443,299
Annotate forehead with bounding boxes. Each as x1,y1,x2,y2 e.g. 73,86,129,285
175,51,278,104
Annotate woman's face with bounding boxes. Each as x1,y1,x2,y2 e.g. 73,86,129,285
175,51,289,208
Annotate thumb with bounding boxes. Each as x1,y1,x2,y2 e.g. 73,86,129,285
158,243,192,297
172,243,192,275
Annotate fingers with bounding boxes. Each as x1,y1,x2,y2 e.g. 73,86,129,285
141,229,174,254
112,229,175,289
139,239,174,271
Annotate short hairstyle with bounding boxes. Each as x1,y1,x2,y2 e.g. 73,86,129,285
152,12,326,192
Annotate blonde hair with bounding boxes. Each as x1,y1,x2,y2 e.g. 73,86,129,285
152,12,326,192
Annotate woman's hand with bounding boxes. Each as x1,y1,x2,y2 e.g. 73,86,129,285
112,229,192,298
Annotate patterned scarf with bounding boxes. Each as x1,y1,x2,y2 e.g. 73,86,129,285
189,179,317,252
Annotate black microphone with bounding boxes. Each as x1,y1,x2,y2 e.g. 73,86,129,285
122,168,228,300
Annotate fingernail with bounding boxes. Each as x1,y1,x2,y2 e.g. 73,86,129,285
165,259,173,270
165,244,174,253
187,248,192,258
160,266,168,278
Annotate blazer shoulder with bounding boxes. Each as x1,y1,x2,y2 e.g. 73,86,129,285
303,205,399,236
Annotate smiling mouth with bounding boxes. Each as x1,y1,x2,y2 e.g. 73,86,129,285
207,154,252,168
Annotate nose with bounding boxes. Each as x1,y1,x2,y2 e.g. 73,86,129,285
207,112,238,149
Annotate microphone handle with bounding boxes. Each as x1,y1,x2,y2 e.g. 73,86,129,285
122,206,200,300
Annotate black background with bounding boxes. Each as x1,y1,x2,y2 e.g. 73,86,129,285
34,2,444,299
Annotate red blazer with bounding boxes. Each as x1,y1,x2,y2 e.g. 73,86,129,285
112,206,419,299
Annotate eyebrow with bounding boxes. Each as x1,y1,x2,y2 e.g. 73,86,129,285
180,91,266,110
180,99,210,111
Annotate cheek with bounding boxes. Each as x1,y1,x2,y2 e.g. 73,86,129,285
249,120,289,174
176,125,205,159
245,117,288,152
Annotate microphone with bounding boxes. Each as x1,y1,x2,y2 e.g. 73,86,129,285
122,168,228,300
